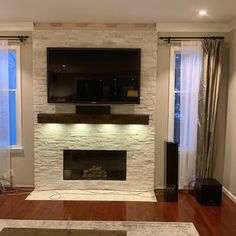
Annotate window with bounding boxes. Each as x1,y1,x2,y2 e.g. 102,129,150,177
168,46,181,144
8,46,22,148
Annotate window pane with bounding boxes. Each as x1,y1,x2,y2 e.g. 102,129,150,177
9,91,17,145
8,50,17,89
8,50,17,146
174,52,181,144
175,53,181,91
174,92,180,144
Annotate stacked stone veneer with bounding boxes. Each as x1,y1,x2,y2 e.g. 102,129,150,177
33,29,157,191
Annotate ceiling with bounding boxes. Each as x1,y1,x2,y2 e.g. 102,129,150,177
0,0,235,24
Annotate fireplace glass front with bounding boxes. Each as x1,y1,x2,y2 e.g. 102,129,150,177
63,150,127,180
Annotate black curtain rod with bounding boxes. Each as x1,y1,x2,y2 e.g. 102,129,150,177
159,36,224,43
0,35,29,42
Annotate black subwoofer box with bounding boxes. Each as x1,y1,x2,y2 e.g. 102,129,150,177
195,178,222,206
164,141,179,202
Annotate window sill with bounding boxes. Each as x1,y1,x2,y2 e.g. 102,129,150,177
10,147,24,157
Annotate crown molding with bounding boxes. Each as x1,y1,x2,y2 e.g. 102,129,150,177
0,22,34,31
156,22,230,33
34,22,156,30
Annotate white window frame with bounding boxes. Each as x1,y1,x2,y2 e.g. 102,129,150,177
8,45,22,150
168,46,180,142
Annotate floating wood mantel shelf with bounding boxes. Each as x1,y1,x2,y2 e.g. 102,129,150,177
37,113,149,125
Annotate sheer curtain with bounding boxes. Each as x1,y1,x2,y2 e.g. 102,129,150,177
179,41,202,189
0,40,10,187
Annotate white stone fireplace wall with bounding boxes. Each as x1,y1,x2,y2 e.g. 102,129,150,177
33,28,157,191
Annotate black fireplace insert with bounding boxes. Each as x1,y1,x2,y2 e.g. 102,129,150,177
63,150,127,180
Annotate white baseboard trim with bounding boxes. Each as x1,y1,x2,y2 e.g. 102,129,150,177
12,185,34,188
223,186,236,204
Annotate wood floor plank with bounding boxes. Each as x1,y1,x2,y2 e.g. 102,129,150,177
0,189,236,236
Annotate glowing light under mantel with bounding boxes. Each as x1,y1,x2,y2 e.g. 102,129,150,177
41,123,146,133
199,10,207,16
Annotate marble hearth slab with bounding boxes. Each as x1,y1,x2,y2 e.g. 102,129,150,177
26,190,157,202
0,220,199,236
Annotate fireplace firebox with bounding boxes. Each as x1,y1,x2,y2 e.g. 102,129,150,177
63,150,126,180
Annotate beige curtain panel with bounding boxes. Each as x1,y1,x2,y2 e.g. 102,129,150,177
196,38,224,179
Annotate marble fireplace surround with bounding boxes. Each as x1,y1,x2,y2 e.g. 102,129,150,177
33,28,157,192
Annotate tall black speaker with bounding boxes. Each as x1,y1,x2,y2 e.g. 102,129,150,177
164,141,178,201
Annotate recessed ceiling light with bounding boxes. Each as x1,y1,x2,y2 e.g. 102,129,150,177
199,10,207,16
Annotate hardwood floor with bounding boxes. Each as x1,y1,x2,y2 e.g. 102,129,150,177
0,189,236,236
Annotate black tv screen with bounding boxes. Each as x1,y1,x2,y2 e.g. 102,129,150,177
47,48,141,104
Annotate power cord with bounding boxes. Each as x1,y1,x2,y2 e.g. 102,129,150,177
188,180,196,197
0,177,9,196
0,182,5,195
0,177,32,197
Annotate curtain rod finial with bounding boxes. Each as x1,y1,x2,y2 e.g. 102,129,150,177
168,37,171,44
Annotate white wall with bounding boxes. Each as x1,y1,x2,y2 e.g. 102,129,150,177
155,42,169,188
0,28,230,190
0,31,34,187
223,29,236,197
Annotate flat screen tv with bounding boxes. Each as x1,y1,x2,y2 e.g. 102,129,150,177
47,48,141,104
